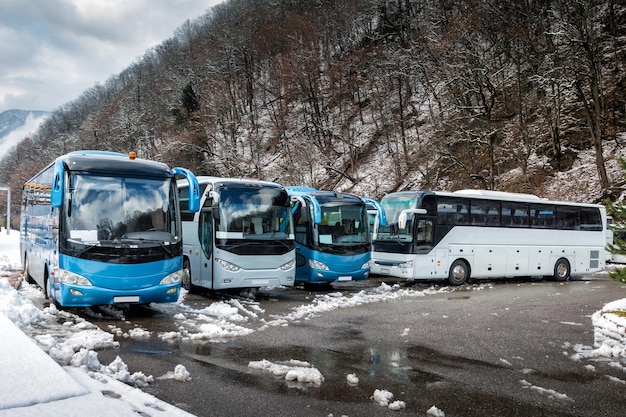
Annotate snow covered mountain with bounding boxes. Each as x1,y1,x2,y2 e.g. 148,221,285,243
0,109,50,157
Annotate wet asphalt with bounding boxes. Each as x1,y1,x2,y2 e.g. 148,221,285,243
78,274,626,417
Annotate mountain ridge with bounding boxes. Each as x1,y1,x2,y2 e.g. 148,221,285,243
0,0,624,221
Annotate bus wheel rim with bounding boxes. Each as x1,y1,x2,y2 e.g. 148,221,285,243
452,265,466,280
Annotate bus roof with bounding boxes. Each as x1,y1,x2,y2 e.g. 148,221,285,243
191,176,283,188
382,189,603,208
61,151,172,178
285,187,364,204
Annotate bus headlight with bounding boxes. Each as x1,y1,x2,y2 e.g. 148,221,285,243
279,259,296,271
309,259,329,270
57,269,92,286
361,261,371,270
216,258,241,272
398,260,414,269
160,269,186,285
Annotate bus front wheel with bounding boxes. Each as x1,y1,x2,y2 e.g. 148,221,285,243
448,260,470,286
182,259,196,293
553,258,571,282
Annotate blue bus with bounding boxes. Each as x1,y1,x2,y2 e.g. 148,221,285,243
20,151,200,307
286,186,383,285
178,177,296,292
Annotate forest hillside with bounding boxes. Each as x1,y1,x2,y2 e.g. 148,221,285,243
1,0,625,225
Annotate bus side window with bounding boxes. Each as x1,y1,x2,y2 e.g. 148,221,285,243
502,203,529,227
580,207,602,231
455,202,469,225
556,206,578,230
530,204,555,228
437,197,467,225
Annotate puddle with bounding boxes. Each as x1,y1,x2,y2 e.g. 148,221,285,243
176,338,447,403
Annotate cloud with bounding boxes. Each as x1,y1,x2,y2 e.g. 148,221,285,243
0,0,223,113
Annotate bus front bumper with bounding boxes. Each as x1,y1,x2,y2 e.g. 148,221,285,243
298,269,370,284
51,283,181,307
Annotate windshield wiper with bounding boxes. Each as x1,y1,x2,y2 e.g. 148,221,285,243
75,243,100,258
129,238,173,257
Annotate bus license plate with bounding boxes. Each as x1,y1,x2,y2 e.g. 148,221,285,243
338,276,352,282
114,296,140,303
380,268,390,275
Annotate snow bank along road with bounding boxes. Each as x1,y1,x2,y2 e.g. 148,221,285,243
5,271,626,417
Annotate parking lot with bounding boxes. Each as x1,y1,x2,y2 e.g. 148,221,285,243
30,273,621,417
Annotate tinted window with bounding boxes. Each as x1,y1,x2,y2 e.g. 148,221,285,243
580,207,602,231
530,204,555,228
470,200,500,226
437,197,469,225
502,203,529,227
555,206,578,230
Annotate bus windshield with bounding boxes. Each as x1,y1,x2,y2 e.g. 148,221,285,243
315,202,369,247
65,174,178,244
376,194,417,242
215,186,293,240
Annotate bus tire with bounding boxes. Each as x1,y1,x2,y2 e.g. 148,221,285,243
23,255,34,285
182,258,196,293
449,259,470,286
44,271,51,300
553,258,571,282
45,273,60,308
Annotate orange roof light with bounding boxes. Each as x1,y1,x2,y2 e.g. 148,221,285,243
129,152,137,160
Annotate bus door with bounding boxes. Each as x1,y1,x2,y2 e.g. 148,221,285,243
198,208,214,288
415,215,439,277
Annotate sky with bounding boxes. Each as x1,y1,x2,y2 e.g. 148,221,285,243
1,229,626,415
0,0,224,114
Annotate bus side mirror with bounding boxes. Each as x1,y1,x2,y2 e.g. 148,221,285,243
172,167,200,212
51,159,64,208
398,212,409,229
398,209,427,229
212,206,220,220
363,198,386,226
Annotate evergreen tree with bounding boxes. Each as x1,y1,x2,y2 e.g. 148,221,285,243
171,83,199,125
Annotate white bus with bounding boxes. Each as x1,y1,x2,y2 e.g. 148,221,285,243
177,177,296,292
371,189,607,285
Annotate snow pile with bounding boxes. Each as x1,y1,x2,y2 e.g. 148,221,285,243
567,298,626,365
427,405,446,417
152,281,450,345
346,373,359,385
262,283,450,328
520,379,572,401
0,279,45,326
152,296,256,342
371,388,406,411
248,359,324,385
128,327,151,339
158,364,192,382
